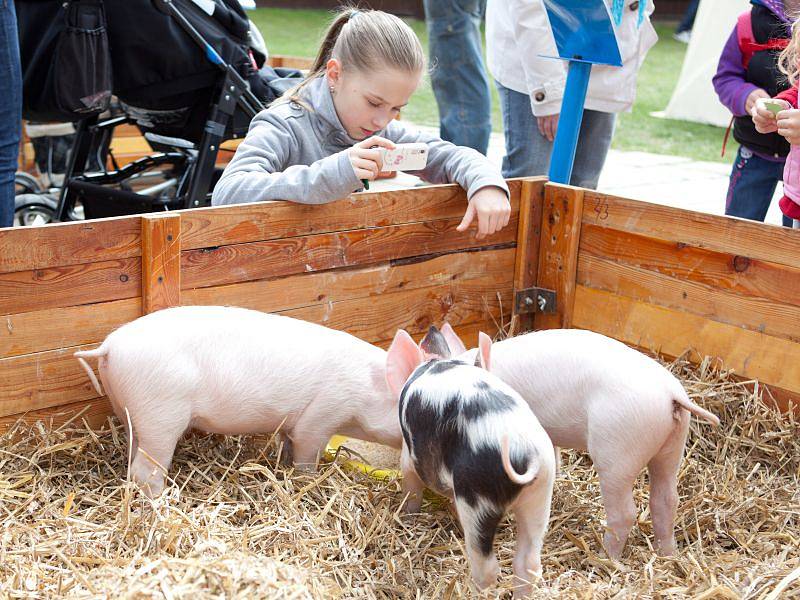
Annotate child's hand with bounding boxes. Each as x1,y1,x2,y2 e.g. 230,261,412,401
537,114,560,142
777,109,800,145
752,98,790,134
457,186,511,240
348,136,395,182
745,88,771,114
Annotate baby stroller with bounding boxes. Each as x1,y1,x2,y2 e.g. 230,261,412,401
15,0,300,223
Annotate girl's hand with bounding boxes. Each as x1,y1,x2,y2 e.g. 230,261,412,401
457,186,511,239
537,114,560,142
752,97,789,134
777,109,800,145
348,136,395,181
745,88,770,114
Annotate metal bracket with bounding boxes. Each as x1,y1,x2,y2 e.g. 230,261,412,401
514,287,557,315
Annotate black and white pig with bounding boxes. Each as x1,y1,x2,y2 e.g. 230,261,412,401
385,326,555,597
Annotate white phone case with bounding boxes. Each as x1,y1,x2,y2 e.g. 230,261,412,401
380,143,429,171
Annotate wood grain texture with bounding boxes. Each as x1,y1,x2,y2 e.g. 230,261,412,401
582,189,800,268
572,285,800,395
179,180,522,250
0,258,141,315
534,184,585,330
0,298,140,359
142,214,181,314
512,179,545,332
181,216,518,290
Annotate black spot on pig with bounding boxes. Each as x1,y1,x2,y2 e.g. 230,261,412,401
420,325,452,359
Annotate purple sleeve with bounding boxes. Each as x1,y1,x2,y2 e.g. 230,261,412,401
712,28,760,117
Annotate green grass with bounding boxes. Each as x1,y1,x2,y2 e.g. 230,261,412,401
250,10,728,163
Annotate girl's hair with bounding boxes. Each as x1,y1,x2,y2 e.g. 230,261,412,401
280,7,425,105
779,13,800,86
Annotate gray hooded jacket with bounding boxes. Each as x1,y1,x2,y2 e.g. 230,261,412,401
211,77,509,206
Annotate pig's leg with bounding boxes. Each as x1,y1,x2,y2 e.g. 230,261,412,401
129,415,189,498
454,492,503,591
647,410,689,556
510,476,553,598
400,444,425,514
289,402,342,469
594,464,639,560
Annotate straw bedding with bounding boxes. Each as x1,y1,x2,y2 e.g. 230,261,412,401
1,355,799,599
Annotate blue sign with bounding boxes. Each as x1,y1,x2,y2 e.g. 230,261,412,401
542,0,622,184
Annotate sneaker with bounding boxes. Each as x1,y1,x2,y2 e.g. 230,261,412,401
673,30,691,44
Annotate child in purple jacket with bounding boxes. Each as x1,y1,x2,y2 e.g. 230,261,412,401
713,0,793,226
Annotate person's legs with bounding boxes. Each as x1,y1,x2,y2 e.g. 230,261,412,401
676,0,699,34
424,0,491,154
569,110,617,190
725,146,783,223
0,0,22,228
496,80,551,178
496,86,615,187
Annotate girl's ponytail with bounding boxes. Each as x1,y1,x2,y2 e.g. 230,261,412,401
309,8,359,75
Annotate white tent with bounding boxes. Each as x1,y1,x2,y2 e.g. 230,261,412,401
663,0,750,127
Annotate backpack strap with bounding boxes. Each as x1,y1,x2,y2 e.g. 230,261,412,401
738,11,757,69
738,10,790,70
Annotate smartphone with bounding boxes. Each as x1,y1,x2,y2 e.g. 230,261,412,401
380,143,429,171
763,100,786,115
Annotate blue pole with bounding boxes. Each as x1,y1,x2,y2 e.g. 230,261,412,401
548,61,592,184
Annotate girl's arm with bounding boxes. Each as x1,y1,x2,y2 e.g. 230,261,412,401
211,112,362,206
713,27,761,117
383,120,509,201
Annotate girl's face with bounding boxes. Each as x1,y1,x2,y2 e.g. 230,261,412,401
326,59,422,140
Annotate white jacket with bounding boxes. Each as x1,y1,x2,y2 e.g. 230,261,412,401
487,0,658,117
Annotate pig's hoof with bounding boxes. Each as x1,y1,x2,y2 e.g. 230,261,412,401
403,498,422,514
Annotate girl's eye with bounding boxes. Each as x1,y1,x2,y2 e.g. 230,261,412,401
368,100,381,108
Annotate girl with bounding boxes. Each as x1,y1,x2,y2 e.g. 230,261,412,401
212,8,511,239
751,7,800,224
713,0,794,226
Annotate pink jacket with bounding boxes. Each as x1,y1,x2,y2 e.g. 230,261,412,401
777,86,800,218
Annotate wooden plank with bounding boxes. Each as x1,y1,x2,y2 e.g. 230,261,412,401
181,215,519,290
0,258,141,315
0,344,103,418
578,252,800,343
582,190,800,268
579,223,800,309
0,217,141,274
534,183,585,330
183,247,515,314
511,179,545,332
0,298,140,359
572,285,800,395
180,180,522,250
268,54,314,70
0,398,114,432
276,279,512,351
142,214,182,313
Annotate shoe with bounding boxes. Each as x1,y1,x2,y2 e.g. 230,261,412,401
673,30,691,44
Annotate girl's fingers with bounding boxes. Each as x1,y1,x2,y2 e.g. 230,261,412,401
352,157,379,179
356,136,395,150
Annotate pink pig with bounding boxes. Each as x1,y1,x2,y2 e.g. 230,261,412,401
438,324,720,559
75,306,402,497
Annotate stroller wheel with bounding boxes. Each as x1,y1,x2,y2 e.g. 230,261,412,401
15,171,43,196
14,194,59,227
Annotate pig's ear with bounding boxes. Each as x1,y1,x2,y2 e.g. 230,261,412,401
441,322,467,356
476,331,492,372
419,325,451,360
386,329,424,397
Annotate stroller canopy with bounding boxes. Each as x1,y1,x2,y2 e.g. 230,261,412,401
18,0,262,121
